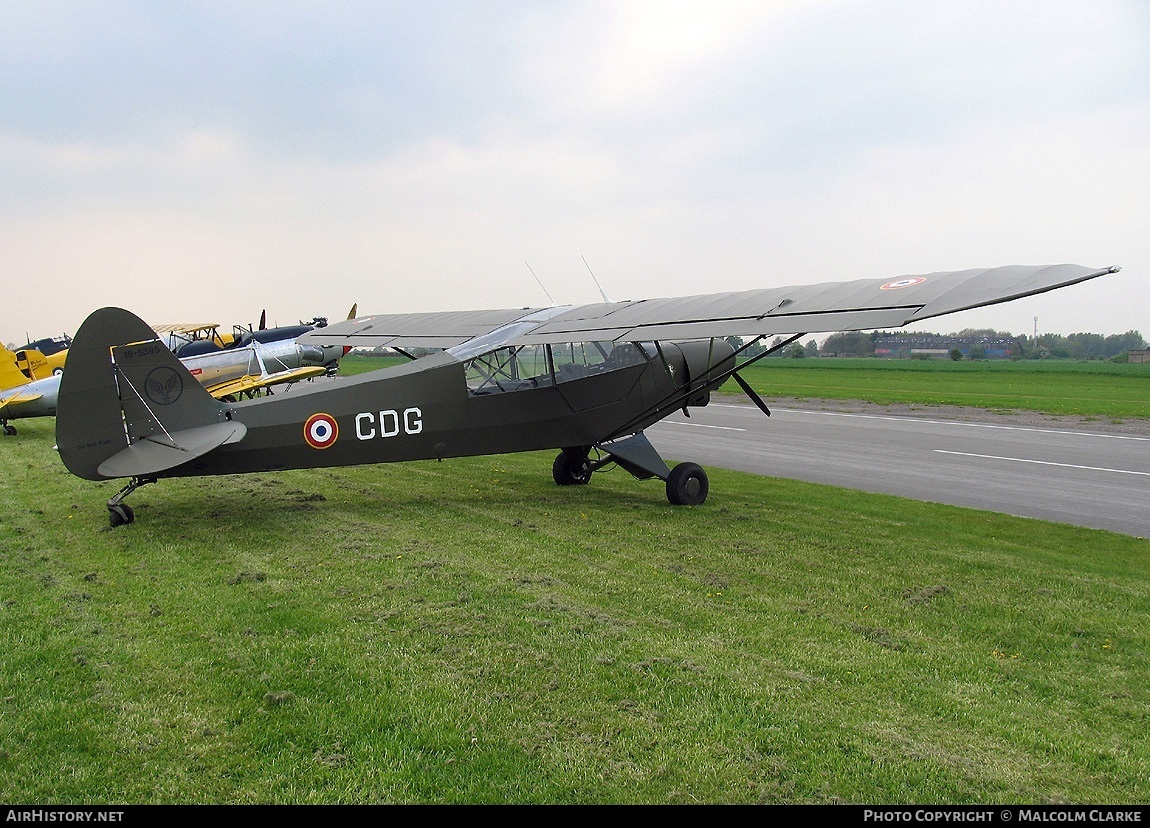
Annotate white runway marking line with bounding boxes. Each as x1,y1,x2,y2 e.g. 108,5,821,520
718,404,1150,442
659,420,744,432
935,450,1150,477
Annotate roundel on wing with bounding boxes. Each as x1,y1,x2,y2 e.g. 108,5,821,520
880,276,927,290
304,413,339,449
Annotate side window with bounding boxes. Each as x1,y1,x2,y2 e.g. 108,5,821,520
464,341,649,394
464,344,551,394
552,341,647,383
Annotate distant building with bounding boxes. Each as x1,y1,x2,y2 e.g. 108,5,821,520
873,334,1018,359
1129,349,1149,364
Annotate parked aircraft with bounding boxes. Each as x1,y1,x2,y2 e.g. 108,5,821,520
1,316,350,434
15,335,71,375
52,263,1119,526
1,347,59,434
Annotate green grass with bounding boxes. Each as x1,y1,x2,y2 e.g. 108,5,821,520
724,358,1150,420
1,413,1148,805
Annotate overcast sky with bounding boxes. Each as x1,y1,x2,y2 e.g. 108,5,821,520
2,0,1146,348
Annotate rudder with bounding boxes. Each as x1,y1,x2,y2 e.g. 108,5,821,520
56,307,241,481
1,347,31,391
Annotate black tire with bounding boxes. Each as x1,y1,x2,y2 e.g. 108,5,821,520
666,462,709,506
2,424,16,436
109,504,135,527
552,449,592,486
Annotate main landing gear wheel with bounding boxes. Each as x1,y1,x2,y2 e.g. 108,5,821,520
666,462,709,506
553,448,592,486
2,423,15,436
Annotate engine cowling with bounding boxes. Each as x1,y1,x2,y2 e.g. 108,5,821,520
663,339,737,407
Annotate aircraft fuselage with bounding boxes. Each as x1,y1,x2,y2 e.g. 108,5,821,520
155,343,724,478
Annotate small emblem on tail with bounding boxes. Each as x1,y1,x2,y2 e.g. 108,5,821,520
145,366,184,405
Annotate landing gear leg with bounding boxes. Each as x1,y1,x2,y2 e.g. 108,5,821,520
107,476,157,527
553,435,711,507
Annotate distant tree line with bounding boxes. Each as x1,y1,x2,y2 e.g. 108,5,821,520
731,328,1147,361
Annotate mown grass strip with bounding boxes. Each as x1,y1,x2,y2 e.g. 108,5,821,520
1,416,1147,804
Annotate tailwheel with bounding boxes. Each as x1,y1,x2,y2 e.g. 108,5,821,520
109,504,135,527
106,476,156,528
666,462,709,506
553,447,592,486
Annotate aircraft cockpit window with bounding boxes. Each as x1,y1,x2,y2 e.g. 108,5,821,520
464,341,649,394
464,344,551,394
552,341,647,383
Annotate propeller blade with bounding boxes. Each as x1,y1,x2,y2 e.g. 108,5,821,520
732,371,771,417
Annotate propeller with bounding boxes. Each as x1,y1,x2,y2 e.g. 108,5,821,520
731,371,771,417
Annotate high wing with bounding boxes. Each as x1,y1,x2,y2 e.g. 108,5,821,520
150,323,223,335
298,264,1119,352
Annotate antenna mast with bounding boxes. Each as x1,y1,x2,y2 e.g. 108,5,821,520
581,255,613,303
525,261,555,306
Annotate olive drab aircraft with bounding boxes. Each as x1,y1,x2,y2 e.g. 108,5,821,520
53,263,1119,527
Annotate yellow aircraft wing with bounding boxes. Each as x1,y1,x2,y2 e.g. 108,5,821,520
0,389,44,406
151,322,236,349
151,323,221,335
204,366,328,399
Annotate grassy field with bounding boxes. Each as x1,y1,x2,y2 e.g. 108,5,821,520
725,358,1150,420
1,358,1148,804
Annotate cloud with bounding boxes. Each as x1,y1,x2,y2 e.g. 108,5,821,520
0,0,1146,343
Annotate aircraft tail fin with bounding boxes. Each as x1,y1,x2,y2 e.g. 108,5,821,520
15,348,52,381
56,307,244,481
1,347,32,391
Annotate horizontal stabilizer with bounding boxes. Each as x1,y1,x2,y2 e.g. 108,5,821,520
97,421,247,478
